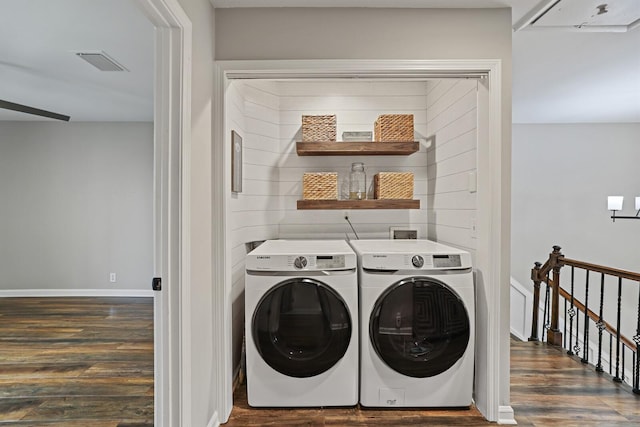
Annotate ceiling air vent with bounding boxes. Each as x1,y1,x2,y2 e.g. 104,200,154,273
75,51,128,72
514,0,640,32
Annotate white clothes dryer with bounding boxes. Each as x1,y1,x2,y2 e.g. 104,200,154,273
349,239,475,408
244,240,358,407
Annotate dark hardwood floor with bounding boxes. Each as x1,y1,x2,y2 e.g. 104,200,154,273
226,385,488,426
0,297,153,426
227,340,640,426
511,339,640,426
2,298,638,426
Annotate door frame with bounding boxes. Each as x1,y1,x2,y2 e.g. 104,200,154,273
213,59,512,424
136,1,191,426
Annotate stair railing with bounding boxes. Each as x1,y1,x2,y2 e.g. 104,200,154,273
529,245,640,394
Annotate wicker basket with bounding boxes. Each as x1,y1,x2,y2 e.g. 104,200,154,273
374,114,414,142
374,172,414,200
303,172,338,200
302,115,337,142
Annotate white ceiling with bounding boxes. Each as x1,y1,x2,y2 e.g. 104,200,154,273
0,0,154,122
1,0,638,123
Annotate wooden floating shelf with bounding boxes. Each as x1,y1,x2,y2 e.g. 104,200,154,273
296,141,419,156
297,199,421,210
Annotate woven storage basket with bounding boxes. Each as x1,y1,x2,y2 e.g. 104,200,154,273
302,115,337,142
303,172,338,200
374,114,414,142
374,172,414,200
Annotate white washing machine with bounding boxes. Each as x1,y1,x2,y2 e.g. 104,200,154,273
244,239,358,407
349,239,475,408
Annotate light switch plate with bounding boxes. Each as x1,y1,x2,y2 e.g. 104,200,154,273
468,171,477,193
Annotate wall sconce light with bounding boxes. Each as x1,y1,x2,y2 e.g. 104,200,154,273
608,196,640,222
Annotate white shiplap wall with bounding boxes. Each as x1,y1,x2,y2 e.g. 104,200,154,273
227,81,281,300
426,79,478,256
276,80,429,239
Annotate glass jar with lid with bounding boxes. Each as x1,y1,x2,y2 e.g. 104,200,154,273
349,162,366,200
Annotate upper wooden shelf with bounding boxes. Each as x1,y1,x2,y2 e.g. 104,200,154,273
297,199,420,210
296,141,419,156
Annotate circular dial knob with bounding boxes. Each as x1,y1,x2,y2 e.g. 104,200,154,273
293,256,308,269
411,255,424,268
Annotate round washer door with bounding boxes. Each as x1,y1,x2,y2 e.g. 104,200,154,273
252,278,352,378
369,277,470,378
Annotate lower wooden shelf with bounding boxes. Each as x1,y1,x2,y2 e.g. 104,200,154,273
297,199,420,210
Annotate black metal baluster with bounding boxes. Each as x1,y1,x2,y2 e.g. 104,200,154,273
564,298,567,349
582,271,590,364
567,266,576,355
614,277,623,383
631,353,640,394
609,334,613,374
574,294,581,357
633,283,640,394
543,275,550,342
622,345,626,383
596,273,605,372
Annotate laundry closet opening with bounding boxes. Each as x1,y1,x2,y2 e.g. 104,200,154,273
212,59,506,422
222,73,481,386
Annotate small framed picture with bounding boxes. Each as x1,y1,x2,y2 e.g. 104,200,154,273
231,130,243,193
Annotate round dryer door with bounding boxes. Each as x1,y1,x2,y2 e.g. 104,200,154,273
252,278,352,378
369,277,470,378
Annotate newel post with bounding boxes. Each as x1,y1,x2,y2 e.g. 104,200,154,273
547,245,564,346
529,262,543,342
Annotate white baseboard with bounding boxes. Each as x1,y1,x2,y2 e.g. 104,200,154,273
207,411,220,427
498,405,517,424
0,289,154,298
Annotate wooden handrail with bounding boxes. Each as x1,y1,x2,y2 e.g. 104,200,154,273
562,258,640,283
531,246,640,392
530,245,640,349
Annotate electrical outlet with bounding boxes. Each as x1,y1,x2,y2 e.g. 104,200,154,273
109,273,117,283
470,215,477,239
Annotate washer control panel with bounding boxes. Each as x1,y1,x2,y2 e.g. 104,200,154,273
291,255,346,270
433,254,462,268
313,255,346,269
361,253,466,270
247,254,349,271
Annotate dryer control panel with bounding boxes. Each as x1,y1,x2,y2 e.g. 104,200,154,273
246,254,353,271
433,254,462,268
361,253,468,270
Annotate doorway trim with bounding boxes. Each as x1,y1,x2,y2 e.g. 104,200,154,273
213,59,512,424
136,1,191,426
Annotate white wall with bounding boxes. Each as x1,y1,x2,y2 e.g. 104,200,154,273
226,80,281,373
512,123,640,341
227,80,280,269
216,7,512,422
426,79,478,256
512,124,640,281
175,0,217,425
0,121,152,292
277,80,429,239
